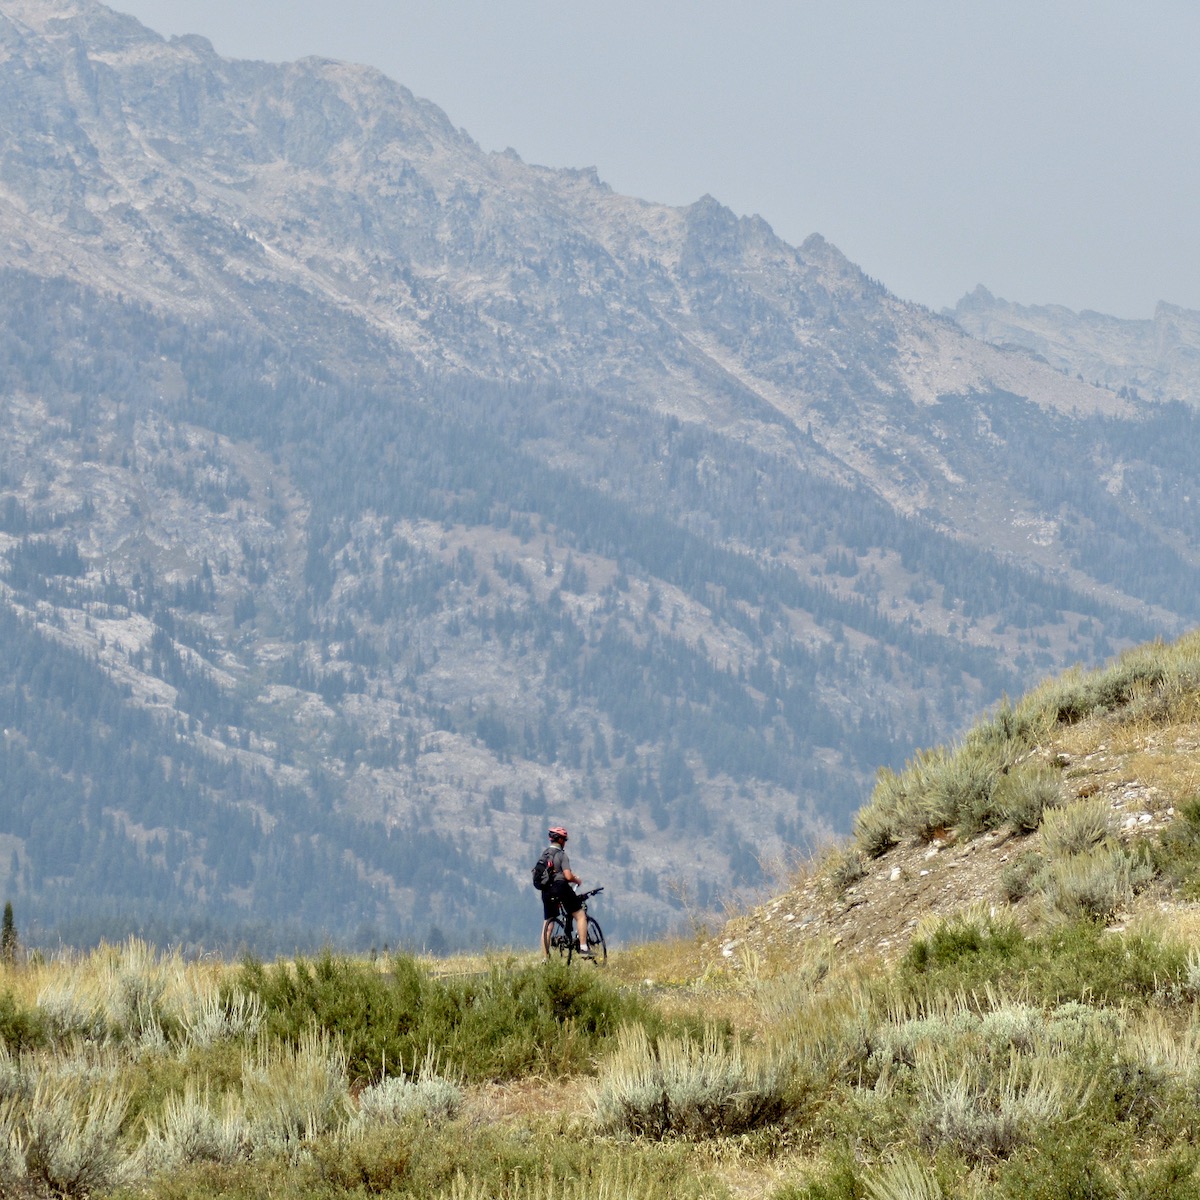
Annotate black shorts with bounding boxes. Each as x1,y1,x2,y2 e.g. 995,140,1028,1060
542,880,582,921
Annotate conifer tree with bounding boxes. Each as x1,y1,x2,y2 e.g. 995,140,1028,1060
1,901,17,966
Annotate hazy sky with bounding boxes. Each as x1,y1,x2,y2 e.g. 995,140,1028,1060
114,1,1200,319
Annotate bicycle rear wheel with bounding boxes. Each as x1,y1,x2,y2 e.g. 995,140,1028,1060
548,913,571,960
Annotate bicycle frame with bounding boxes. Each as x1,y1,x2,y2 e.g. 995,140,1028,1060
549,886,605,963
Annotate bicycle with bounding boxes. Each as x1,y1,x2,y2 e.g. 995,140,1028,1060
547,886,607,964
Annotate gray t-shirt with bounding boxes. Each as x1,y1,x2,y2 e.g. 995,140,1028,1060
548,844,571,880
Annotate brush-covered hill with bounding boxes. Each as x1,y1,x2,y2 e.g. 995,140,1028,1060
3,0,1200,952
717,630,1200,970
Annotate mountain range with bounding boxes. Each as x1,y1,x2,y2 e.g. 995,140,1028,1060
1,0,1198,951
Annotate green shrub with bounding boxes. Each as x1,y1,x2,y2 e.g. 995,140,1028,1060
894,751,965,841
901,910,1026,980
1090,656,1168,714
1149,798,1200,898
994,1128,1121,1200
1030,652,1168,728
239,952,669,1084
970,699,1044,751
855,724,1025,851
1000,851,1043,902
312,1120,720,1200
1115,1151,1200,1200
862,1154,944,1200
897,915,1187,1008
0,991,46,1053
1031,924,1187,1006
772,1153,867,1200
310,1124,413,1194
825,846,869,894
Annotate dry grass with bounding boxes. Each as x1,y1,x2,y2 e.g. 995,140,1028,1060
1058,719,1200,804
606,935,710,989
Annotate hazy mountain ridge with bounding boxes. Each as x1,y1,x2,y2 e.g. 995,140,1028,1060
952,285,1200,406
1,0,1198,951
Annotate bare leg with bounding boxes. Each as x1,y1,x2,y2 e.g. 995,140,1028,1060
574,908,588,950
541,919,554,959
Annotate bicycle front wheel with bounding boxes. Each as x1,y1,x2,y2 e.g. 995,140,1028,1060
585,916,606,963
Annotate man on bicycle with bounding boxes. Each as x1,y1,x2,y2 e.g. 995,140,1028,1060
540,825,593,960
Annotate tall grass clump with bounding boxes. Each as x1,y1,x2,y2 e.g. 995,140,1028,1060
590,1024,795,1139
1024,648,1168,726
1039,798,1112,857
137,1082,250,1174
1030,797,1152,922
240,1027,349,1158
994,764,1062,834
30,939,260,1054
0,1073,133,1197
1036,843,1152,924
36,976,109,1045
1018,634,1200,732
911,1053,1089,1163
433,1157,719,1200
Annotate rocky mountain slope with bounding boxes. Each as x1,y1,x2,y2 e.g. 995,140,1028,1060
1,0,1199,951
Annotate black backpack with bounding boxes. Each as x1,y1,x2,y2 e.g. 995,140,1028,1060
531,847,556,891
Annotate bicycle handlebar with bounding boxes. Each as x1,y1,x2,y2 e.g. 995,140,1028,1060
575,886,604,901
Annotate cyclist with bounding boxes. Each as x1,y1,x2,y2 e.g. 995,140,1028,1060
539,825,592,960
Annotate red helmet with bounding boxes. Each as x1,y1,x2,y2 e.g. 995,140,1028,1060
548,826,568,843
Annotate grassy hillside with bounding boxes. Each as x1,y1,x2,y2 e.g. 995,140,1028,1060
6,634,1200,1197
